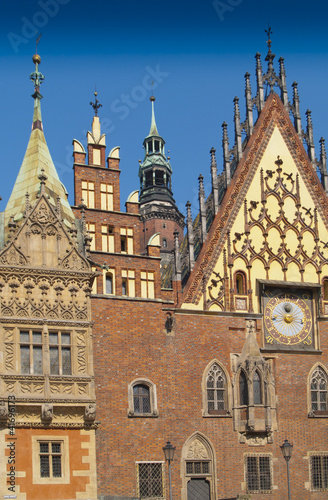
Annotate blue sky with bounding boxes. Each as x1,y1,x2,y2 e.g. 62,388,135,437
1,0,328,219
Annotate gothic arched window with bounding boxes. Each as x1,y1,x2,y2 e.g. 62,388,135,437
239,371,248,406
311,366,328,413
253,371,262,405
206,363,226,414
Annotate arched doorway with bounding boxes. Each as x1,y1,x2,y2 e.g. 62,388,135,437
181,432,217,500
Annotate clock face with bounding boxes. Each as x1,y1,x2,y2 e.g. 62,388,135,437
264,291,313,346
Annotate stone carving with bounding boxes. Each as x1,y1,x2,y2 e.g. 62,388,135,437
85,403,96,421
5,382,15,393
0,244,27,266
59,249,88,271
186,439,208,459
4,328,14,343
0,401,8,419
76,332,86,346
5,343,14,371
42,403,53,422
77,347,87,373
50,383,74,395
78,384,88,395
20,382,44,394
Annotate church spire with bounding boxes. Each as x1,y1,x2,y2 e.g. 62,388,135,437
5,50,75,227
149,95,159,136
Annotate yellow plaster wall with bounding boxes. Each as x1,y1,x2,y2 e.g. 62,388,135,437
185,126,328,312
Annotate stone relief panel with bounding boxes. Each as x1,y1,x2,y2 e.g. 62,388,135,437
186,439,209,459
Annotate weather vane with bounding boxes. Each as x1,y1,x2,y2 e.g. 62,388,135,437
90,90,102,116
265,24,273,52
36,32,42,54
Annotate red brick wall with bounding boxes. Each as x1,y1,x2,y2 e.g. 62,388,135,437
92,301,328,499
73,163,121,211
141,217,183,252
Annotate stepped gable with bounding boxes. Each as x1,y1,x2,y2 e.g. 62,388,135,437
4,53,75,232
176,37,328,309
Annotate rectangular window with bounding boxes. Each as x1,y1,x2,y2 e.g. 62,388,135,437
49,332,71,376
81,181,95,209
39,441,62,478
245,455,272,493
141,272,155,299
20,330,43,374
311,454,328,491
32,435,69,485
100,183,113,211
101,225,115,253
186,461,210,475
121,270,135,297
120,228,133,254
137,462,164,499
86,223,96,251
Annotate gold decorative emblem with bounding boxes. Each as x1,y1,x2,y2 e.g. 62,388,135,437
264,292,312,345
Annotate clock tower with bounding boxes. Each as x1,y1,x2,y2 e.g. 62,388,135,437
138,96,184,256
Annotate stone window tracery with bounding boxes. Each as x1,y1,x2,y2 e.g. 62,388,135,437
206,363,226,414
310,366,328,414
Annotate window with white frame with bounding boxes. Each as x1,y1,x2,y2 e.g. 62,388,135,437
20,330,43,374
100,183,113,211
101,225,115,253
310,453,328,491
245,454,272,494
121,270,135,297
137,462,164,499
120,228,133,254
141,271,155,299
81,181,95,208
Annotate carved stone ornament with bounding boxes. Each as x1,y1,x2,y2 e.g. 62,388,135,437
42,403,53,422
85,403,96,421
186,439,208,459
0,401,8,419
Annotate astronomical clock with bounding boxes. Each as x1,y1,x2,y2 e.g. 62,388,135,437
261,284,319,351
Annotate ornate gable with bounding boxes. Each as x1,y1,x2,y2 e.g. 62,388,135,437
180,93,328,312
